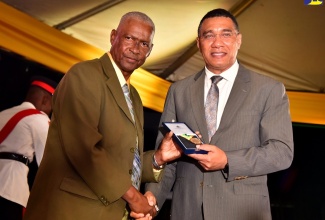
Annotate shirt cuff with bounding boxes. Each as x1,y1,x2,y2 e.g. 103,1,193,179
153,167,163,182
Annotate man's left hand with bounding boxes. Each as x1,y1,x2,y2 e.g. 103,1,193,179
187,144,227,171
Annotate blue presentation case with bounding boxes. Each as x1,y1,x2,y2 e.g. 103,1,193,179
162,122,207,154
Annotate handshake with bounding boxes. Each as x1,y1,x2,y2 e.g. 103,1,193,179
129,191,159,220
124,131,182,220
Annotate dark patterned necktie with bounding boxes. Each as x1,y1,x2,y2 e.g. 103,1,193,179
122,84,141,189
205,76,223,141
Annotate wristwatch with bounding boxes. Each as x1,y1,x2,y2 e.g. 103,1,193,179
152,154,166,170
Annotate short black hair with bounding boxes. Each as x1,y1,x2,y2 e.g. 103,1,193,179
197,8,239,36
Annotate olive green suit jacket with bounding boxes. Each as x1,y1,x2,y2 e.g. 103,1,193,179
24,54,156,220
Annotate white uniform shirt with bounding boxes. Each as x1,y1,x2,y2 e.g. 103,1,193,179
0,102,50,207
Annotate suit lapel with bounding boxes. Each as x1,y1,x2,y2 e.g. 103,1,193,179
190,70,210,143
212,65,251,142
99,54,135,124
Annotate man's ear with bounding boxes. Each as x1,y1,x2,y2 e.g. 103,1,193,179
236,33,242,50
146,44,154,58
41,93,50,105
196,37,200,51
110,29,116,45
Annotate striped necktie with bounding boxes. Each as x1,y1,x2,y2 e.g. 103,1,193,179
122,84,141,189
205,76,223,141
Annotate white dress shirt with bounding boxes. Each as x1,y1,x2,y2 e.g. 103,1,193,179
204,61,239,131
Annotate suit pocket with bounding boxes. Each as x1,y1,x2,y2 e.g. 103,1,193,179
233,181,268,197
60,176,98,200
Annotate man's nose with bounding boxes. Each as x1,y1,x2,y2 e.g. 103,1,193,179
129,40,140,53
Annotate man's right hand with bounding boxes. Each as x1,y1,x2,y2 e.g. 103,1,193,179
122,186,157,217
130,191,157,219
154,131,182,166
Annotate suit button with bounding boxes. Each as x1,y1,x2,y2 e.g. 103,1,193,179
129,169,133,175
200,182,203,187
130,147,135,153
100,196,109,206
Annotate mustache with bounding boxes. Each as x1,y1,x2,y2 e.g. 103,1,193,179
124,53,140,61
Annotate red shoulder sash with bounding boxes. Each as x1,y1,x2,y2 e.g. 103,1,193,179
0,109,42,144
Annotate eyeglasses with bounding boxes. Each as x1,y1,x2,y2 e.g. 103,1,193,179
199,30,239,42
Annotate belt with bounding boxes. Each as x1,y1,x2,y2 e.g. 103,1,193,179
0,152,29,165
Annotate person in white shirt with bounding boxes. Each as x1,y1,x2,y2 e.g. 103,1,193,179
0,75,57,220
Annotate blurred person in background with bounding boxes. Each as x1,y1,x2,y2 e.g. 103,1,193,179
0,75,57,220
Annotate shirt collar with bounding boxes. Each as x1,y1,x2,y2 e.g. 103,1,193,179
205,60,239,82
107,52,129,88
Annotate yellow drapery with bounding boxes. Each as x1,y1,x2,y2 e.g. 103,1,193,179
0,2,324,125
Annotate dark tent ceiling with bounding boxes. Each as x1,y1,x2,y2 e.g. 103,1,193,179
0,0,324,124
2,0,324,91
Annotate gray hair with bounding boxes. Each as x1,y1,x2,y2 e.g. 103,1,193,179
119,11,155,33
